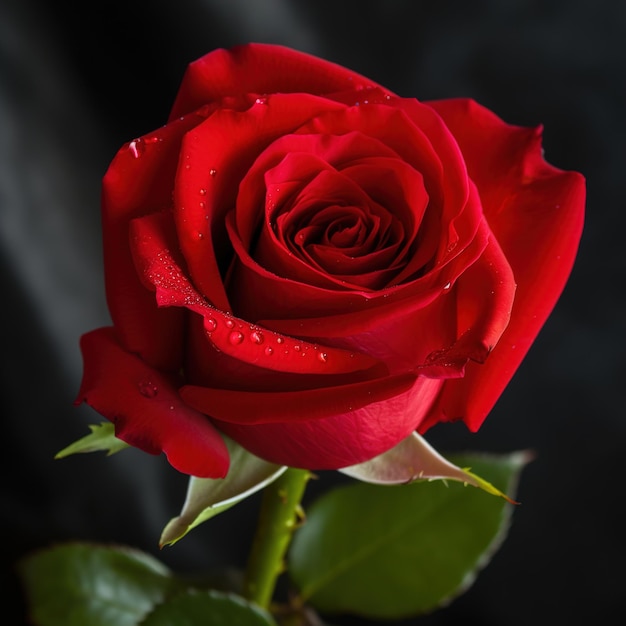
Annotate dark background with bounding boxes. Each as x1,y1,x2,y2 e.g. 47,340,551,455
1,0,624,624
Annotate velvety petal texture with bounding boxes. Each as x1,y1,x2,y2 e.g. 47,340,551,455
76,43,585,475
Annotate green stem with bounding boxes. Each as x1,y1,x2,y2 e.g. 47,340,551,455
243,467,311,609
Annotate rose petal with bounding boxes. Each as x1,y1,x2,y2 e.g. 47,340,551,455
102,112,210,370
424,98,585,430
173,94,345,307
201,375,443,469
418,224,516,378
75,327,229,478
169,43,382,120
130,210,382,377
227,103,484,321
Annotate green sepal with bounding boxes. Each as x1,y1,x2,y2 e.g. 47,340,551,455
289,451,531,620
55,422,129,459
340,432,518,503
160,437,287,547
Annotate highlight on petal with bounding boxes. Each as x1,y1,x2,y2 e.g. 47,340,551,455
75,327,229,478
160,437,287,547
340,432,519,503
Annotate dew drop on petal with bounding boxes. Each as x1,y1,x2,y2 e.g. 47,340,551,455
199,188,207,195
206,318,217,332
443,282,451,290
317,352,328,363
255,96,268,105
138,379,158,398
276,337,284,344
250,330,264,344
225,318,235,329
264,346,274,356
229,331,244,345
209,169,217,177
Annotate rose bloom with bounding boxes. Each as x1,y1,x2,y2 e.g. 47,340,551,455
76,44,585,478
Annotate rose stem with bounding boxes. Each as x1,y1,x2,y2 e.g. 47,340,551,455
243,467,311,609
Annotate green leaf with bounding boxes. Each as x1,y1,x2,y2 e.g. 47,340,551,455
18,543,185,626
139,589,277,626
55,422,129,459
160,436,287,547
288,451,531,620
340,432,516,502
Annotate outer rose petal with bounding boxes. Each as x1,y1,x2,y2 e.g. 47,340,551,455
75,327,229,478
425,98,585,430
169,43,383,119
203,376,443,469
102,111,210,371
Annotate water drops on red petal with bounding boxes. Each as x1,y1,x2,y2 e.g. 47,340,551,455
229,330,245,345
138,378,158,398
206,318,217,332
209,168,217,177
250,330,264,344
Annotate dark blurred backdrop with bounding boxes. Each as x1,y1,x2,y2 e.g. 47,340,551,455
2,1,624,624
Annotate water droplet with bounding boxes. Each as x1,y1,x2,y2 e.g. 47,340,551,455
264,346,274,356
225,319,235,329
206,318,217,332
443,282,451,290
293,345,301,352
196,231,204,240
255,96,268,105
229,331,244,345
199,188,207,195
209,169,217,177
317,352,328,363
276,337,284,344
138,379,158,398
250,330,264,344
185,164,191,170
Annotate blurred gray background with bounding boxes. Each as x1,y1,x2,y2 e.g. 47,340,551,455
2,0,624,624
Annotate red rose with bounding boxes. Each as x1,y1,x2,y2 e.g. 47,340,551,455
76,43,585,478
